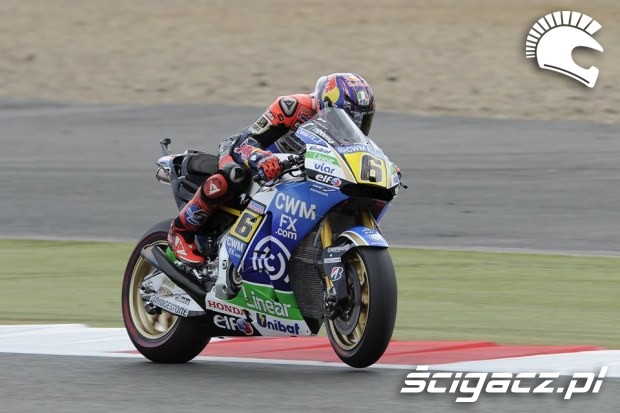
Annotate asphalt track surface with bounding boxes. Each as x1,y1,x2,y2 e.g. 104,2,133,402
2,100,620,412
1,353,618,413
2,99,620,252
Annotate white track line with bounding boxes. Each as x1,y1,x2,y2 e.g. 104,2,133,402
0,325,618,376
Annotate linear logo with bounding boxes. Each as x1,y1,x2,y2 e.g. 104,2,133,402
526,11,603,87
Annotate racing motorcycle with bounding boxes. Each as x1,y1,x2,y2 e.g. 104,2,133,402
122,107,403,368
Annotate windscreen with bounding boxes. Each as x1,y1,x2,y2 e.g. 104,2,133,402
302,107,370,146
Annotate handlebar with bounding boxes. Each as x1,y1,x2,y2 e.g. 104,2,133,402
253,154,305,184
279,154,304,172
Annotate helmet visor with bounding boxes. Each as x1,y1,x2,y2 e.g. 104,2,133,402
349,108,374,135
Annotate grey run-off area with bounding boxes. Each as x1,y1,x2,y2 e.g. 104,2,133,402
1,99,620,252
0,354,619,413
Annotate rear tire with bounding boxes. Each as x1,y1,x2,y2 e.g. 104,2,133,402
121,220,210,363
326,247,397,368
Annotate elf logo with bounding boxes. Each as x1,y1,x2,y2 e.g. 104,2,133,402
315,174,342,187
213,314,254,335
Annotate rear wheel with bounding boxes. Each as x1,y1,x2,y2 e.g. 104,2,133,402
121,221,210,363
326,247,397,368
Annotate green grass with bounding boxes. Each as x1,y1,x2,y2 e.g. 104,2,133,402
0,240,132,326
394,249,619,348
0,240,618,347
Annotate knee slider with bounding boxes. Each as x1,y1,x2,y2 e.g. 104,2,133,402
201,173,229,203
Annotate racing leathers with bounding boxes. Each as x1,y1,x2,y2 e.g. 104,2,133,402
168,94,317,265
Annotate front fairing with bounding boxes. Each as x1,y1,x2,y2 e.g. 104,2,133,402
296,108,399,223
296,108,400,192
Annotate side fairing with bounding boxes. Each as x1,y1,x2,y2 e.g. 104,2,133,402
230,180,346,292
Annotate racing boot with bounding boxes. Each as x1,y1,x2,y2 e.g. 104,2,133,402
168,222,208,266
168,173,229,265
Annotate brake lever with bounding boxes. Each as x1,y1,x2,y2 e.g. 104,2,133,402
254,155,305,187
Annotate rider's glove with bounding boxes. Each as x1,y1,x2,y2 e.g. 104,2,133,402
252,151,281,181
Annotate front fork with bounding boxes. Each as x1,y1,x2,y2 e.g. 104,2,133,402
319,211,379,319
319,210,378,248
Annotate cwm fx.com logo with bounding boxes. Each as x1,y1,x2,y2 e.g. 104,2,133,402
400,366,607,403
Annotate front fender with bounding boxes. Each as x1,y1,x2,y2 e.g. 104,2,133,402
321,226,388,308
337,226,388,248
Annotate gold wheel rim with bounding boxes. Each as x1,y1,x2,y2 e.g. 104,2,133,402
328,250,370,351
128,241,179,339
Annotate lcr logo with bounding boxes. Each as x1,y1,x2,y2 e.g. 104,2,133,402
526,11,603,87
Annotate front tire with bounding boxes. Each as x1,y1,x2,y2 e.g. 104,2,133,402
121,220,210,363
326,247,397,368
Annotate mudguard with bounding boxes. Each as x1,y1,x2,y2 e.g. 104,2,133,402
321,226,388,306
337,226,389,248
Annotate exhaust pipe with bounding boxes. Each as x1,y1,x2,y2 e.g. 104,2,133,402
140,246,207,310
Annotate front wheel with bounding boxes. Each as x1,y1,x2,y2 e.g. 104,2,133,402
326,247,397,368
121,220,211,363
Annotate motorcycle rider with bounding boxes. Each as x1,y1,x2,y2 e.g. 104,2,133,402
168,73,376,265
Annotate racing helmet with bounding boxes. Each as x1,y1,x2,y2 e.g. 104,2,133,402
313,73,375,135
